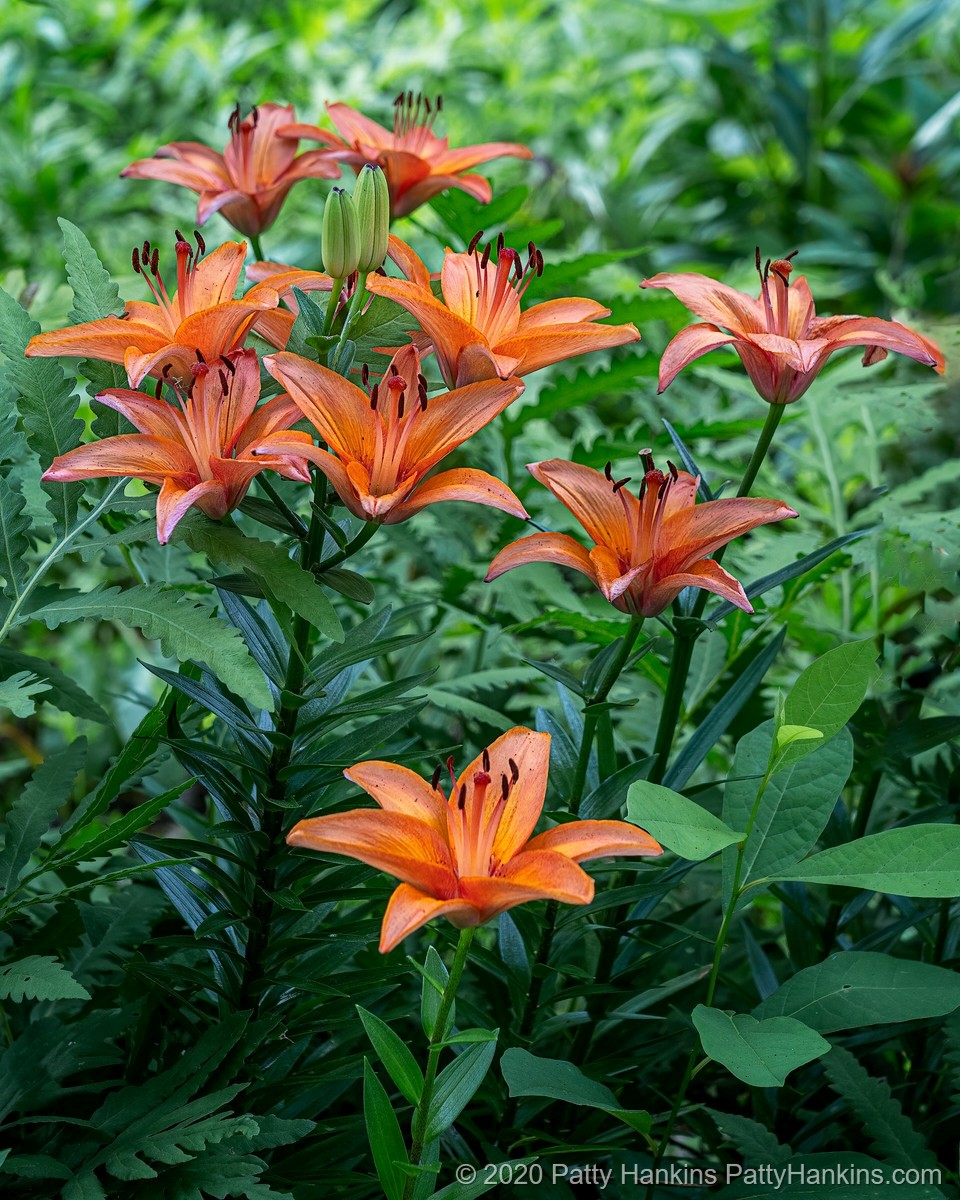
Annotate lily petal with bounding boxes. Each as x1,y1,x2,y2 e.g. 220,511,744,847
405,376,524,472
657,323,739,392
528,459,638,563
643,558,752,616
430,141,534,175
379,884,478,953
287,809,458,897
486,531,600,589
365,274,480,388
25,317,168,367
640,272,763,334
516,297,612,330
41,433,196,484
344,761,449,836
156,477,224,543
384,467,528,524
495,321,640,376
263,352,376,461
460,849,594,921
525,819,662,862
659,497,798,575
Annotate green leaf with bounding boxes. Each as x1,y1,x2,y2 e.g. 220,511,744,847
0,740,86,895
420,945,451,1039
705,1108,791,1164
59,219,123,325
357,1006,424,1105
692,1007,829,1087
29,585,273,711
770,824,960,897
0,285,84,532
363,1059,408,1200
500,1048,650,1133
0,474,32,602
0,670,49,718
179,518,343,642
778,640,878,766
425,1037,497,1140
722,725,853,903
0,955,91,1002
822,1045,939,1170
627,780,745,860
754,952,960,1032
0,648,108,723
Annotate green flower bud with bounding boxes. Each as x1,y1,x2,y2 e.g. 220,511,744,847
353,164,390,273
321,188,360,278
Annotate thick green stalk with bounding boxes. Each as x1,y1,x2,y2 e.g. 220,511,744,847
250,234,266,262
322,277,345,336
649,632,695,784
403,928,476,1199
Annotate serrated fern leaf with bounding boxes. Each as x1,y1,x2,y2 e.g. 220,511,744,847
0,670,49,718
822,1045,937,1170
705,1107,791,1165
0,955,90,1002
29,586,272,711
0,285,84,532
0,475,33,601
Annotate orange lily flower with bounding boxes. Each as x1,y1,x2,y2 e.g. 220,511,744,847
121,104,341,237
260,344,527,524
641,250,944,404
486,455,797,616
365,235,641,388
284,92,533,219
41,348,312,544
25,234,280,389
287,727,661,952
245,234,429,349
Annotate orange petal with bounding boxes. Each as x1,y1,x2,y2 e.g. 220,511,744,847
392,172,493,217
325,102,395,151
175,297,279,361
485,531,600,590
525,819,662,862
657,323,739,392
24,317,168,367
658,497,798,576
156,477,224,544
246,268,334,305
442,251,520,337
386,234,432,288
454,728,551,867
262,352,375,461
384,467,528,524
287,809,458,897
528,459,637,563
643,558,752,617
344,760,449,837
124,343,198,389
460,849,593,922
94,388,185,439
516,297,612,330
494,321,640,375
430,141,534,175
809,314,945,374
252,309,296,350
236,394,306,448
121,156,222,193
379,884,479,953
405,375,525,474
589,544,642,604
640,272,763,334
248,437,369,521
41,434,196,484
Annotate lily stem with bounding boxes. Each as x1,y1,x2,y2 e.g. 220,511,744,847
649,631,695,785
737,403,786,500
323,277,345,336
250,234,265,262
404,927,476,1200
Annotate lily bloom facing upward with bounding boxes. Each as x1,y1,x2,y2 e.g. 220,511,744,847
641,250,944,404
41,348,311,544
366,234,641,388
486,455,797,617
287,728,661,952
25,235,279,389
286,92,533,219
122,103,341,237
260,344,527,524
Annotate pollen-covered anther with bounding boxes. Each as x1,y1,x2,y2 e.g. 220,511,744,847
467,230,484,256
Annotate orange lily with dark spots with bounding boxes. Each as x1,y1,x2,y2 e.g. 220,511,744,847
641,250,944,404
486,455,797,616
285,92,533,219
41,348,311,544
121,104,341,237
25,235,280,389
287,727,662,952
366,236,641,388
260,344,527,524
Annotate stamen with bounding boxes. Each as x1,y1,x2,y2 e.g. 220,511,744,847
500,774,509,803
509,758,519,784
667,460,679,481
154,377,164,400
457,784,467,810
431,763,443,790
132,248,141,274
361,363,370,386
467,230,484,256
604,461,614,481
194,230,206,256
369,383,379,410
480,243,491,270
150,249,159,275
482,748,490,772
612,476,632,493
446,755,457,785
221,354,236,374
196,349,206,363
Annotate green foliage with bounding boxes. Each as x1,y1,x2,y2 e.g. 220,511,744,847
692,1007,830,1088
0,955,90,1002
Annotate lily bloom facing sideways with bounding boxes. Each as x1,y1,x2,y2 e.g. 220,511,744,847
260,343,528,524
286,92,533,219
486,455,797,617
121,103,341,237
41,348,312,544
366,234,641,388
287,728,662,952
641,250,944,404
25,235,279,389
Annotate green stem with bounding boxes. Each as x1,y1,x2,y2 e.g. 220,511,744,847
338,278,368,344
649,632,695,785
323,277,345,336
0,479,126,646
735,402,786,500
317,521,378,572
250,234,266,262
258,475,308,539
404,928,475,1199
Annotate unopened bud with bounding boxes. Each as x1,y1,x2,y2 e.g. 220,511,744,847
353,164,390,273
321,188,360,278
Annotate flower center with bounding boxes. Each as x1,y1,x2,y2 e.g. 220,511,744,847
130,230,207,330
755,245,798,338
604,450,681,570
392,90,442,152
433,748,522,877
227,103,260,192
463,232,544,346
365,359,429,497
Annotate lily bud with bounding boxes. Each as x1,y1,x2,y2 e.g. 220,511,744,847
321,188,360,278
353,164,390,273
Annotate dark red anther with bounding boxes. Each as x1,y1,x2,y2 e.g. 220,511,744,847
162,363,172,377
251,104,259,127
480,243,491,270
221,354,236,374
418,386,428,411
417,373,428,389
667,460,679,481
497,232,505,253
457,783,467,810
612,476,632,493
369,383,379,410
482,748,491,772
218,369,229,393
175,229,186,243
196,349,206,363
194,230,206,256
509,757,519,784
528,240,536,261
132,248,141,274
154,377,164,399
755,246,762,274
604,461,614,481
467,230,484,256
142,239,151,259
431,763,443,790
436,94,443,111
150,248,159,275
394,91,404,106
500,774,510,803
361,363,370,386
534,249,544,276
